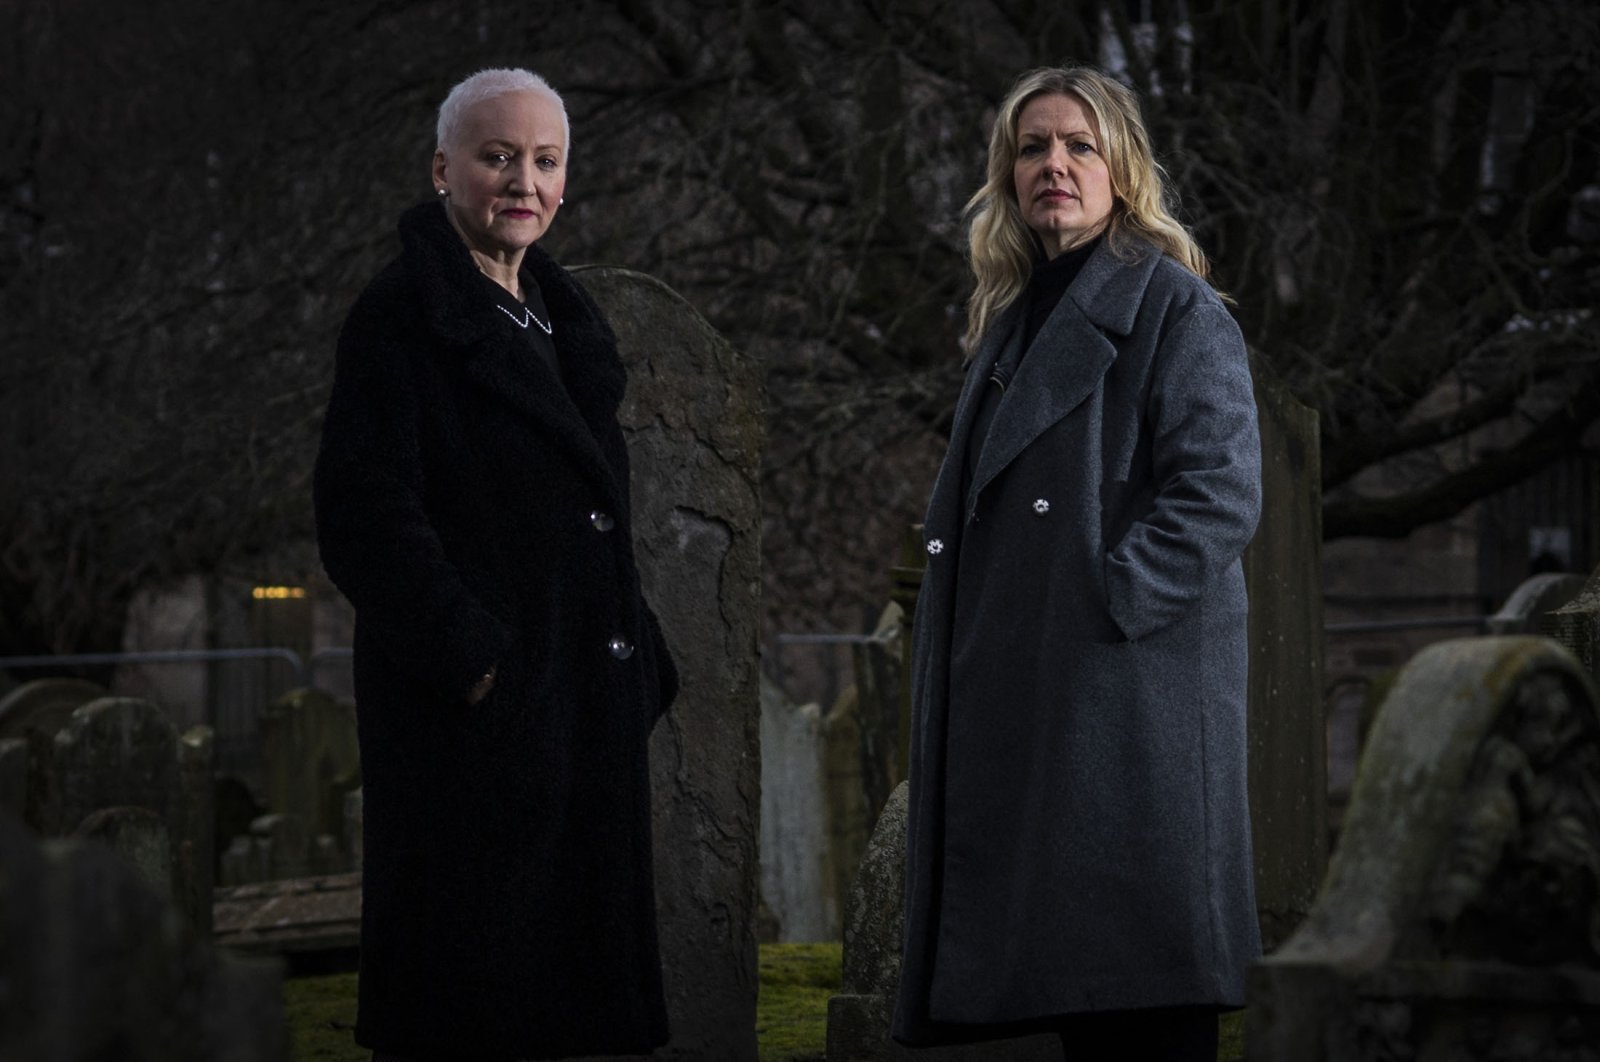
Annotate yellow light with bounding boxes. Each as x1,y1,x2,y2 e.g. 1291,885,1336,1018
251,586,307,600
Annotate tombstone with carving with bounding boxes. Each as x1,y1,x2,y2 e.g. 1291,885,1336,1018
21,696,215,934
1249,636,1600,1059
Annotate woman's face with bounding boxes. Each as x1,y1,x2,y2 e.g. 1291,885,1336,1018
1012,92,1114,259
432,90,567,260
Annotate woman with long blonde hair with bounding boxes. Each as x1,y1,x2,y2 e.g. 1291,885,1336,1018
894,65,1261,1061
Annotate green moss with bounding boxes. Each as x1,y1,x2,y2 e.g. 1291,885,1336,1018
280,970,362,1061
757,942,841,1061
281,943,1245,1062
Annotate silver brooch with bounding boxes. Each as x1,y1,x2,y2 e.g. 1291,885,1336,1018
1032,499,1050,515
926,538,944,555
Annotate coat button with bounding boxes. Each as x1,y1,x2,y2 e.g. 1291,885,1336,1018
926,538,944,555
1033,498,1050,515
590,510,616,532
608,636,634,660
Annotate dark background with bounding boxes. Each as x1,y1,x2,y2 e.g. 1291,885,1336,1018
4,0,1597,662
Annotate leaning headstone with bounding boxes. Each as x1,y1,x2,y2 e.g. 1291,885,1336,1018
1248,636,1600,1059
581,266,764,1062
826,782,1059,1062
1486,571,1586,635
1244,352,1328,947
0,811,288,1061
1542,563,1600,672
0,677,105,742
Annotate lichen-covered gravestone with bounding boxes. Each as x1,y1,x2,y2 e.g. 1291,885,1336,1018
1249,636,1600,1059
26,696,215,934
578,266,764,1062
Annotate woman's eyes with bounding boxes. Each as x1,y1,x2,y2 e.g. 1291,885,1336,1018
1019,140,1097,158
486,152,511,165
537,156,559,170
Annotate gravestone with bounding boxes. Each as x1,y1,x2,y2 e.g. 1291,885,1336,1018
0,677,105,741
211,686,362,884
580,267,764,1062
1244,352,1327,946
826,782,1059,1062
258,686,360,846
1485,572,1586,635
1249,636,1600,1059
26,696,215,934
0,811,288,1061
75,805,175,901
760,675,832,942
0,737,25,814
1543,564,1600,671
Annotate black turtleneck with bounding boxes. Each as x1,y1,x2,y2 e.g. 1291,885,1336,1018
483,272,562,384
962,235,1103,497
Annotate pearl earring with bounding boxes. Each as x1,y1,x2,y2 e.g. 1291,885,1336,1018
436,187,447,197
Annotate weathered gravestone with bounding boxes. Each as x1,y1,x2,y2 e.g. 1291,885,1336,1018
0,811,288,1061
760,675,833,942
218,687,360,885
1486,572,1587,636
1244,351,1328,947
826,356,1326,1058
1249,636,1600,1059
1543,564,1600,671
0,676,106,742
579,266,764,1062
24,696,215,935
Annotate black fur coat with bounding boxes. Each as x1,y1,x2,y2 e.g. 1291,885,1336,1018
314,202,678,1059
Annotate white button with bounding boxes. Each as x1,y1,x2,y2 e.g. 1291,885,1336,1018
1033,499,1050,515
608,637,634,660
926,539,944,555
590,510,616,532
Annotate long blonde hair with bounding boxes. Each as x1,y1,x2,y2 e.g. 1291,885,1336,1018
964,65,1214,350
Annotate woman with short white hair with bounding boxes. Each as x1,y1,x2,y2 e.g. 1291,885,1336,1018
315,67,678,1060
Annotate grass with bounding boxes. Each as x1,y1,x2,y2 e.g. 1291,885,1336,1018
281,943,1246,1061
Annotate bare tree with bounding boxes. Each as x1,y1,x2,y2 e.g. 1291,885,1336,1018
2,0,1596,657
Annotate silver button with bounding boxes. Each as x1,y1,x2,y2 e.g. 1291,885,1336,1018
590,510,615,532
1033,498,1050,515
608,636,634,660
926,538,944,555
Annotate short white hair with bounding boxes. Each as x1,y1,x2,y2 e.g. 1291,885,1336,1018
435,68,569,154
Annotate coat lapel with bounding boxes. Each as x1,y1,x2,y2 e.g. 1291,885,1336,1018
398,203,629,510
967,237,1162,509
923,305,1023,532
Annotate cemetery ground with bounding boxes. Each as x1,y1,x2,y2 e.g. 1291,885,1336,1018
280,942,1248,1061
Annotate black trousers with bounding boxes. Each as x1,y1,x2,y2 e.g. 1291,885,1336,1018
1055,1005,1219,1062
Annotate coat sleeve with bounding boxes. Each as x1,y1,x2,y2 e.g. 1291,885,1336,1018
313,308,513,704
1103,300,1262,641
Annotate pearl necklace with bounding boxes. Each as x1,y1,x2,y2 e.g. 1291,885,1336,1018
496,302,553,334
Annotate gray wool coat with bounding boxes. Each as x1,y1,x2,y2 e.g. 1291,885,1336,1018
892,235,1263,1045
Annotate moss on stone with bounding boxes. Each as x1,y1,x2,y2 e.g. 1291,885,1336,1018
280,944,1243,1061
